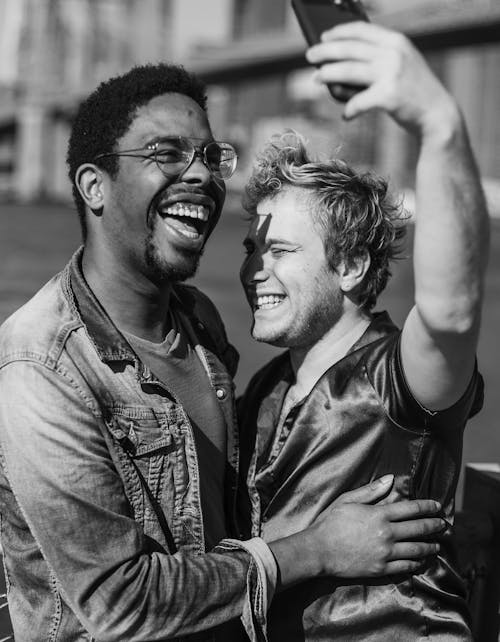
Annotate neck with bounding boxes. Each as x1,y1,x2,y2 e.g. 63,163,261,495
289,308,371,390
81,245,173,343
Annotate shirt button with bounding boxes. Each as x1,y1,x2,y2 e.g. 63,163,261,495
216,388,226,400
197,321,205,330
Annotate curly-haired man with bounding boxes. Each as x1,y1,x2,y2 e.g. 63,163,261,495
238,22,489,642
0,59,445,641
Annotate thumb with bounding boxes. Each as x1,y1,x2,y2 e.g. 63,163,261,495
343,86,381,120
334,474,394,506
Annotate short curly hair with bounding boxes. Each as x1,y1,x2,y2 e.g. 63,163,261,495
243,131,406,310
67,63,208,240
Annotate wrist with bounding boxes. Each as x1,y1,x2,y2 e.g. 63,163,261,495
267,525,326,589
419,96,463,148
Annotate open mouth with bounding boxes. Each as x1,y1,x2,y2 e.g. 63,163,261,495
253,294,286,311
159,202,210,239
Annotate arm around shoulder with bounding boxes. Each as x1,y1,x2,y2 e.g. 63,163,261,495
0,360,266,640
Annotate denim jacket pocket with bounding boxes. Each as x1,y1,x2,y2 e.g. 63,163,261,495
103,404,179,546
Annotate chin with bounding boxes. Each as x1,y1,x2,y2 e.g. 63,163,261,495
145,243,201,284
251,325,288,348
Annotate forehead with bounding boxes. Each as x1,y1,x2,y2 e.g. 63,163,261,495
122,92,212,146
249,186,318,239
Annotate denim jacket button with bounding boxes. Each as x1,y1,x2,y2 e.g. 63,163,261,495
216,388,226,400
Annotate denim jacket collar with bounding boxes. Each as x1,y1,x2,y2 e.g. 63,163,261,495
68,247,211,367
68,247,137,364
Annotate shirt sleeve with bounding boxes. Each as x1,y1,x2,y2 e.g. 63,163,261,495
0,360,272,641
215,538,277,639
366,332,484,432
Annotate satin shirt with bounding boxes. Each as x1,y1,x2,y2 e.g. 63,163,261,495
238,312,484,641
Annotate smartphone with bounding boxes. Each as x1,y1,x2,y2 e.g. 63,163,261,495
291,0,369,101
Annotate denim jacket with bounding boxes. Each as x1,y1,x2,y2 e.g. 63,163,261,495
0,248,275,641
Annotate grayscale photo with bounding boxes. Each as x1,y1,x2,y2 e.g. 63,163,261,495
0,1,499,640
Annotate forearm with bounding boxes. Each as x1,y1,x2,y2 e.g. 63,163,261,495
413,99,490,336
76,547,252,640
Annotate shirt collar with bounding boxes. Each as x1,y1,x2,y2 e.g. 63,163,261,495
290,311,398,402
68,247,138,363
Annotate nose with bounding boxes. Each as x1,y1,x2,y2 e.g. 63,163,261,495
240,251,268,286
179,150,212,186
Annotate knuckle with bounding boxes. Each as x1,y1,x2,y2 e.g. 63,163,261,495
377,524,392,542
376,541,391,562
389,31,408,51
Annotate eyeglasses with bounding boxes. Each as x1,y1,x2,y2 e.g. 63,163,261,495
94,137,237,180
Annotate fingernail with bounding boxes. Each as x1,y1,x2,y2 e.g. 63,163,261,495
378,474,394,485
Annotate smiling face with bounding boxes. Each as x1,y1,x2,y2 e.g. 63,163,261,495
97,92,225,284
240,186,345,350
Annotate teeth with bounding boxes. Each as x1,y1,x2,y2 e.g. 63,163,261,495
255,295,284,310
163,203,209,221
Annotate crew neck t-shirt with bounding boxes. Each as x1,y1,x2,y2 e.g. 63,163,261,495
123,314,227,550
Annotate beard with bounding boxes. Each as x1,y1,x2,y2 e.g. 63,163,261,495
144,226,203,284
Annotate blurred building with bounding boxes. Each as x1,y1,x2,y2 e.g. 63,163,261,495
0,0,233,200
0,0,499,214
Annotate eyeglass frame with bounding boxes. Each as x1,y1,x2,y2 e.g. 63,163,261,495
93,137,238,180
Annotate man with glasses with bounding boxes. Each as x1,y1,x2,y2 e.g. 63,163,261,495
0,63,445,641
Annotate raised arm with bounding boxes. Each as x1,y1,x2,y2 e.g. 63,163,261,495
307,21,489,410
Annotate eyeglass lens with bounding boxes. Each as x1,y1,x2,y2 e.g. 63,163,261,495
154,138,236,179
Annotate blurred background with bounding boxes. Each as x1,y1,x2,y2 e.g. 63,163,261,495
0,0,499,500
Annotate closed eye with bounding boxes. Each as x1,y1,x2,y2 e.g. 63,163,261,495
270,245,295,257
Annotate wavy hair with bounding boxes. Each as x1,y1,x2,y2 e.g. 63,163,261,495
243,131,406,310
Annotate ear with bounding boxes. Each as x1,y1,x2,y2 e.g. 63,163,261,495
338,251,371,293
75,164,105,214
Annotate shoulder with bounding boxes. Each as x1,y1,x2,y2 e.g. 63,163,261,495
0,270,79,368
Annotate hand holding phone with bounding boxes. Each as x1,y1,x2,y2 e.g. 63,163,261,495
291,0,369,102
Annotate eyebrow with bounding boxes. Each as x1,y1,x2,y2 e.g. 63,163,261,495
245,234,300,247
266,237,299,245
142,135,215,147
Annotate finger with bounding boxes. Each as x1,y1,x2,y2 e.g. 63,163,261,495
306,40,375,65
383,558,433,576
321,21,403,46
334,474,394,506
375,488,401,506
392,517,447,541
388,541,440,561
313,62,372,88
343,85,388,120
382,499,442,521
